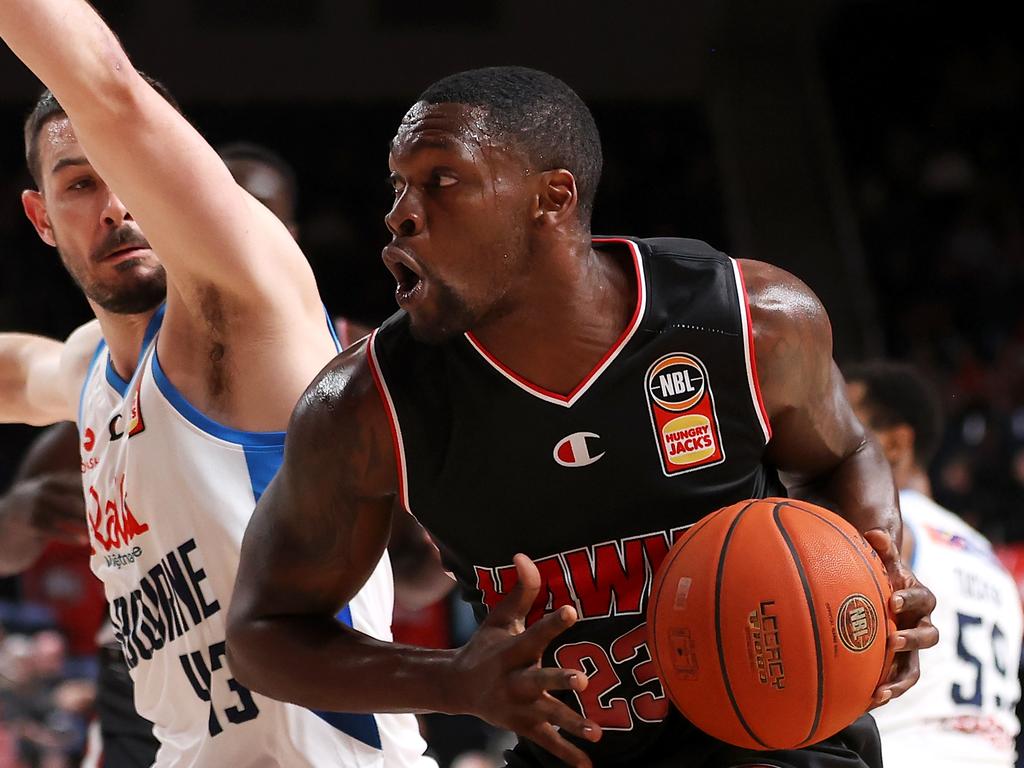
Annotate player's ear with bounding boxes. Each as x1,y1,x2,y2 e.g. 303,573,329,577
22,189,57,247
533,169,578,228
880,424,915,468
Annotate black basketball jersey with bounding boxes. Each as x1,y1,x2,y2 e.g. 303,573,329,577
371,237,779,765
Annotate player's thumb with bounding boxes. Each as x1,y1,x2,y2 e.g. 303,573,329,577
487,553,541,632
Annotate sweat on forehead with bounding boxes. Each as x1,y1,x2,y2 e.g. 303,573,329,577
408,66,603,219
394,102,499,147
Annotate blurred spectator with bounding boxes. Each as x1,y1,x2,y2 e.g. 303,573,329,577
0,630,92,767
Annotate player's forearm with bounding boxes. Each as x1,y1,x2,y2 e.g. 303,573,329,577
0,510,47,576
0,0,133,120
226,613,464,715
788,435,902,544
0,334,65,425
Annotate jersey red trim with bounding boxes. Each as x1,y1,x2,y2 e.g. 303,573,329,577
464,237,647,408
367,329,410,513
733,259,772,442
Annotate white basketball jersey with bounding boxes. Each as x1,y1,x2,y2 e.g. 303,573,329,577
872,489,1022,767
78,306,433,768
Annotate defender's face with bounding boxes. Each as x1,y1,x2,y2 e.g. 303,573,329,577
23,117,165,315
383,102,534,342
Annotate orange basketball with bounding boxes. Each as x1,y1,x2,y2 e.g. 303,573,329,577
647,497,896,751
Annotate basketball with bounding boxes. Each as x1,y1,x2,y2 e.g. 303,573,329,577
647,498,896,751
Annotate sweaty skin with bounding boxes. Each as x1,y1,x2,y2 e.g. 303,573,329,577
227,102,937,768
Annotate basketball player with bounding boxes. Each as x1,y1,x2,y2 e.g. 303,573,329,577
847,361,1022,767
227,67,939,767
0,1,431,765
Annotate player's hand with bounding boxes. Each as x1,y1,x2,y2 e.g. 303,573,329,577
448,553,601,767
863,528,938,707
0,471,87,544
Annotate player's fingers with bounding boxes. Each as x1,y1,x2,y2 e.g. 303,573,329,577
870,647,921,707
891,623,939,652
508,604,578,663
523,722,594,768
486,554,541,631
890,583,936,627
509,665,587,699
537,692,602,743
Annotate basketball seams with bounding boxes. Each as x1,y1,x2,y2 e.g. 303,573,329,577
781,502,893,689
715,501,770,749
781,502,890,640
647,508,727,727
772,502,825,748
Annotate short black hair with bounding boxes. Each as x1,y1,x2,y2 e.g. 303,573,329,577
418,66,602,223
216,141,298,212
23,72,181,188
845,361,945,467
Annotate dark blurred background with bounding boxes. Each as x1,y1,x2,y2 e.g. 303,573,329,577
0,0,1021,765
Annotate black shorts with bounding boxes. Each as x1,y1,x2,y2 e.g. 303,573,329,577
705,715,882,768
95,643,160,768
503,714,882,768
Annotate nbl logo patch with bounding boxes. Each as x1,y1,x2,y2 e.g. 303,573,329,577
644,353,724,475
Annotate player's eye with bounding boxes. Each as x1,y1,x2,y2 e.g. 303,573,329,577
428,170,458,189
67,177,95,192
388,173,406,194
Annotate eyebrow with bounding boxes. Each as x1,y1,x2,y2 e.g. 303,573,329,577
50,156,90,175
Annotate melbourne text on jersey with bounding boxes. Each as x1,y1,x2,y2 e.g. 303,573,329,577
109,537,221,669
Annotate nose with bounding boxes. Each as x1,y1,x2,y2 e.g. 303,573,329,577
384,188,424,238
102,191,133,227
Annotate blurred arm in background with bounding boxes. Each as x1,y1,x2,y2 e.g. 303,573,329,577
0,422,85,576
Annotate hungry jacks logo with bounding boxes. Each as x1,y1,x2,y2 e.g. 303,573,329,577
644,353,724,476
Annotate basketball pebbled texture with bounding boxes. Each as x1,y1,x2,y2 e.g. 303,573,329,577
647,498,896,751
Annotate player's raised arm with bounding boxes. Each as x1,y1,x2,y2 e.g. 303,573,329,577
0,0,318,319
740,258,938,704
227,341,601,768
0,321,101,426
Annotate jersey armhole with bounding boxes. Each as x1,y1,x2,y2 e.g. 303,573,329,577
77,338,107,427
731,258,772,444
366,329,411,515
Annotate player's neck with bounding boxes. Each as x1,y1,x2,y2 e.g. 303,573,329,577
469,237,635,396
91,302,159,382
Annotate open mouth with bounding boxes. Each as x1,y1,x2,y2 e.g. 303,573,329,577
395,261,423,299
383,245,425,305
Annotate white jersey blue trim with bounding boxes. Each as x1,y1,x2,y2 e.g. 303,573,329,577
75,305,425,765
147,308,381,749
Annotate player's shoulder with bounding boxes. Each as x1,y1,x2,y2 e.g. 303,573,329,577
288,334,395,447
285,334,397,494
58,319,104,408
631,236,727,260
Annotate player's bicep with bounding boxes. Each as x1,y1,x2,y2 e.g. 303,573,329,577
233,347,398,622
766,360,866,481
742,259,866,480
237,466,392,622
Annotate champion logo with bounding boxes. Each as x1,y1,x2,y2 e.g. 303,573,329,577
553,432,604,467
83,428,96,452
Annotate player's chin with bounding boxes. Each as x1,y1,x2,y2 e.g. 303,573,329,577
407,312,460,344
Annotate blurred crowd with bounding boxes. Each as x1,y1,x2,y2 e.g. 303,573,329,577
0,4,1022,767
824,3,1024,545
